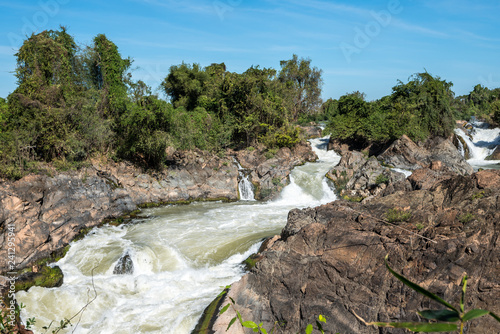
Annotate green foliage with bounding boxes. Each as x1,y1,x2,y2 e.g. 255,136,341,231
1,29,321,177
453,85,500,122
471,190,485,200
385,208,412,223
458,212,475,224
358,255,500,333
324,72,456,147
0,302,33,333
375,173,390,185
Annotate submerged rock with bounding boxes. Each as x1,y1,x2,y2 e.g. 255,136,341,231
113,253,134,275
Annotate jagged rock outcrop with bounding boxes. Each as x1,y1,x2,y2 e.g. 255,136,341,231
378,135,473,175
207,170,500,334
327,152,410,200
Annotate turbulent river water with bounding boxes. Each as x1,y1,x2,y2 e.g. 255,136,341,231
17,137,341,334
455,120,500,170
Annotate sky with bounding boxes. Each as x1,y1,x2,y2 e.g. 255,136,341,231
0,0,499,101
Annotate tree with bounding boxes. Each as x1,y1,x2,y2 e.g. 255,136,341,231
391,72,455,139
90,34,131,118
278,54,323,121
161,63,208,110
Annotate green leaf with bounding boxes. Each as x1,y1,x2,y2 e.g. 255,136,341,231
418,309,460,322
368,321,458,332
489,311,500,323
462,309,490,321
237,311,243,323
229,297,235,304
460,275,468,313
242,321,258,328
219,303,230,315
318,314,327,323
305,324,313,334
385,255,459,313
316,320,325,334
227,317,237,331
261,328,268,334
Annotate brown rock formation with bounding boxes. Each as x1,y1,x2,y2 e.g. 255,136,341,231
208,170,500,334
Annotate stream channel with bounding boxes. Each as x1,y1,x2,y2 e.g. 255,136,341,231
17,137,341,334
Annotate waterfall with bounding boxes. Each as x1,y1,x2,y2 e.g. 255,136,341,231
235,159,255,201
454,120,500,168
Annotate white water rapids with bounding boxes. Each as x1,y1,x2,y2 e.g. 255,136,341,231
454,120,500,169
16,137,341,334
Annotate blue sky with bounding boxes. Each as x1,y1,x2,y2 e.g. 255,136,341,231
1,0,499,101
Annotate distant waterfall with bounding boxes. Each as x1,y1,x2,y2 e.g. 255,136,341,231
454,120,500,169
235,159,255,201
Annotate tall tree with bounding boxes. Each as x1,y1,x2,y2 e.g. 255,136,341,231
278,54,323,121
91,34,131,117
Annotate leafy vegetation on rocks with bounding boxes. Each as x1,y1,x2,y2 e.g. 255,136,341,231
0,27,323,178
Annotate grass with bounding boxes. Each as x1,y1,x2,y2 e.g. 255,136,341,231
386,208,412,223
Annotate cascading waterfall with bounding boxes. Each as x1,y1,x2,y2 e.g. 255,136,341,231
235,160,255,201
454,120,500,169
16,136,341,334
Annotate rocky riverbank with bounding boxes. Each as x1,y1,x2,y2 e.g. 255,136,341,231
205,168,500,334
202,134,500,334
0,143,317,277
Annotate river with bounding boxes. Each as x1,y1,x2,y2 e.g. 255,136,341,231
16,137,341,334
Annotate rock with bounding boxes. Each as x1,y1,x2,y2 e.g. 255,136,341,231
486,145,500,160
378,135,473,175
327,152,410,200
408,166,456,190
113,253,134,275
207,170,500,334
299,125,322,139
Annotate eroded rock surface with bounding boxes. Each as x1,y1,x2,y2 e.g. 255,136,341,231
378,135,473,175
209,170,500,334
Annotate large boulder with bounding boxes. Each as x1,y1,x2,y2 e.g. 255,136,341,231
327,152,410,200
378,135,473,175
207,170,500,334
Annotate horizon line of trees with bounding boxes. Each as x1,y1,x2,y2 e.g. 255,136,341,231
0,27,323,179
0,27,498,180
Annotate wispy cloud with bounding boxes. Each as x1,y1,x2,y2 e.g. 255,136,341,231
392,19,449,38
281,0,371,17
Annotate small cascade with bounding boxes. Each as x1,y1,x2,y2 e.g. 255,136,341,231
113,252,134,275
454,120,500,168
234,159,255,201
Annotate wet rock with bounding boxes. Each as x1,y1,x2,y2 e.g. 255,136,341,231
486,145,500,160
113,253,134,275
208,170,500,334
